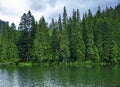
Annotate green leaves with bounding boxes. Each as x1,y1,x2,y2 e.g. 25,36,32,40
18,11,36,61
1,4,120,64
0,24,19,63
32,17,51,63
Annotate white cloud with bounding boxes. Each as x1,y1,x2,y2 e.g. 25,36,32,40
0,0,29,15
0,0,29,27
0,0,119,28
0,13,20,26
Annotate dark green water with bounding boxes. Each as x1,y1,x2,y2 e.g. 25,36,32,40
0,65,120,87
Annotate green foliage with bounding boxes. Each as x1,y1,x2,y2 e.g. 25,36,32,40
69,10,85,62
18,11,36,61
19,62,33,67
59,28,70,63
0,24,19,64
32,17,51,63
83,10,100,62
51,19,59,62
1,4,120,65
59,7,70,63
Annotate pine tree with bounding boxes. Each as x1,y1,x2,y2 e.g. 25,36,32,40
93,7,103,62
63,6,67,27
0,24,19,63
51,19,59,62
59,28,70,63
102,17,118,63
58,14,62,32
84,10,100,62
69,9,85,62
59,7,70,63
18,11,36,62
33,17,51,63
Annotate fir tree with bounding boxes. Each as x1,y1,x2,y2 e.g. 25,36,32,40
18,11,36,61
33,17,51,63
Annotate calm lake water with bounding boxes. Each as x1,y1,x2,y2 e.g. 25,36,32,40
0,65,120,87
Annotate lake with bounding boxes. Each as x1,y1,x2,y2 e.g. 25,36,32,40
0,65,120,87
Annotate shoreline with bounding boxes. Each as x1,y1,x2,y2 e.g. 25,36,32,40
0,61,120,67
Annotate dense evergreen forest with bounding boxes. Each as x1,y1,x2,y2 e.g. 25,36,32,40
0,4,120,65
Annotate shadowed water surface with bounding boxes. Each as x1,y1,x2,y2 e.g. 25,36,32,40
0,65,120,87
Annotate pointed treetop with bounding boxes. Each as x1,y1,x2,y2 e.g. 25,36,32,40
58,14,61,22
77,8,80,22
11,23,16,30
63,6,67,16
88,9,93,18
39,16,45,23
52,18,55,27
96,6,101,17
63,6,67,21
72,9,77,21
28,10,31,14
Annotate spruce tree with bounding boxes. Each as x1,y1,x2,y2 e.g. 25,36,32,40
51,19,59,62
0,24,19,63
84,10,100,62
18,11,36,61
59,7,70,63
33,17,51,63
69,9,85,62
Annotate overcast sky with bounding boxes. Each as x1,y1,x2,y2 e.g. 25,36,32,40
0,0,119,27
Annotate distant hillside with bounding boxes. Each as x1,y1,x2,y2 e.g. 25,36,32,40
0,20,8,31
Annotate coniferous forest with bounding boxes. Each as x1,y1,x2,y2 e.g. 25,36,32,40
1,4,120,65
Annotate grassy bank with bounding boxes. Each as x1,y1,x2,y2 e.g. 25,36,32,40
0,60,120,67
